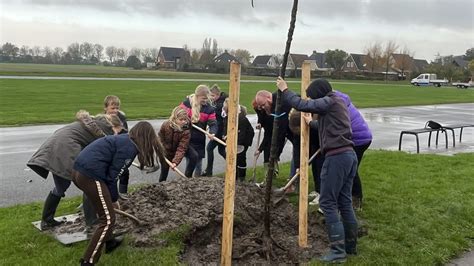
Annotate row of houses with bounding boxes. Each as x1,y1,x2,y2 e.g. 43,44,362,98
155,46,470,77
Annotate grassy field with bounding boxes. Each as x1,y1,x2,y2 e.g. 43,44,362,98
1,151,473,265
0,78,473,126
0,63,282,80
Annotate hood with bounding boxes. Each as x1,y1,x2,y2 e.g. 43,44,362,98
76,110,113,137
306,79,333,99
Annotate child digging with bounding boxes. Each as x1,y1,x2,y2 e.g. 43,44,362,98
73,121,164,265
158,107,191,182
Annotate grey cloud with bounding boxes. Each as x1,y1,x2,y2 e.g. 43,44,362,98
18,0,474,31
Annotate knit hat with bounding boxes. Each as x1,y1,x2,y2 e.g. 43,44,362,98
306,79,333,99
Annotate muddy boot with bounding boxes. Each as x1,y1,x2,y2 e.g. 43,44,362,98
79,258,94,265
41,192,63,230
352,196,362,211
320,222,347,263
105,236,124,254
344,222,358,255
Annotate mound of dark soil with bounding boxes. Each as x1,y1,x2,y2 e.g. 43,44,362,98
55,176,334,264
119,177,328,264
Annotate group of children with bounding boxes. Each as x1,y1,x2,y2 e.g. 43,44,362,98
27,85,256,265
28,77,372,264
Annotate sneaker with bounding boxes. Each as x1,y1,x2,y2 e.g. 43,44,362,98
309,193,320,206
105,236,124,254
119,193,129,200
202,170,213,177
255,182,266,189
317,207,324,214
308,191,318,198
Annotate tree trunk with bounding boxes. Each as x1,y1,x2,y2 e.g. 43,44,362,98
263,0,298,243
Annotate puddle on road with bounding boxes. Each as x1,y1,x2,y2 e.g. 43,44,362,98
362,112,403,123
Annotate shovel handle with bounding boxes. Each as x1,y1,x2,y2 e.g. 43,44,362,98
114,208,141,224
192,124,227,146
281,149,321,190
164,158,187,179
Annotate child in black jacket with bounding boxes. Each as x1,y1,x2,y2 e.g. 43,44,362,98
222,99,254,181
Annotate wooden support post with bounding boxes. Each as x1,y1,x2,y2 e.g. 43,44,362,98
220,61,241,266
298,61,311,247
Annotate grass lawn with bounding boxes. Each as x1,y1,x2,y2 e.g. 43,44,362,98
0,63,280,80
0,78,473,126
1,151,473,265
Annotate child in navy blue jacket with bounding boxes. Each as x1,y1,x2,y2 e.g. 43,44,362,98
72,121,164,266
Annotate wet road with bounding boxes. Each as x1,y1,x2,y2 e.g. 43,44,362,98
1,103,473,207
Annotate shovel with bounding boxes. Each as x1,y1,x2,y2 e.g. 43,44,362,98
251,127,262,183
164,157,187,179
192,124,245,153
273,149,321,203
115,208,142,225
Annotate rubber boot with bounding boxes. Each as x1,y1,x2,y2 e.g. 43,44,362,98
79,258,94,265
352,196,362,211
41,191,63,230
320,222,347,263
344,222,358,255
105,236,124,254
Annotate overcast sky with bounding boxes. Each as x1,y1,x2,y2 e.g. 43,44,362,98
1,0,473,61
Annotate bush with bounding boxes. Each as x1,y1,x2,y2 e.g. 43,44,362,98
126,55,142,69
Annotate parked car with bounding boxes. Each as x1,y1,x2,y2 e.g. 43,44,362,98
410,73,449,87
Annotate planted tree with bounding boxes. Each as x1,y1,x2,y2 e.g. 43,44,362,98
240,0,299,261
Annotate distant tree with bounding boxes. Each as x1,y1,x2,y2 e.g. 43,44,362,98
32,46,42,57
150,48,159,61
230,49,253,65
2,42,19,57
211,38,218,57
129,47,142,61
93,44,104,62
116,48,127,61
364,42,382,73
105,46,117,62
200,37,218,66
126,55,142,69
52,47,63,64
60,52,73,64
19,45,29,56
80,42,94,61
381,40,399,80
42,46,53,63
324,49,348,71
141,48,152,62
465,48,474,61
67,43,81,63
428,55,465,82
190,49,200,66
394,46,414,78
468,60,474,80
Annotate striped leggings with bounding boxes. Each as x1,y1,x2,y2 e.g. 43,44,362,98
72,170,115,264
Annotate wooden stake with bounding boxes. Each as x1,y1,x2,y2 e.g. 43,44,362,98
299,61,311,247
220,61,240,266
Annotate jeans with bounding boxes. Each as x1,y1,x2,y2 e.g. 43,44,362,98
353,141,371,199
184,146,199,177
205,140,226,175
319,150,358,225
